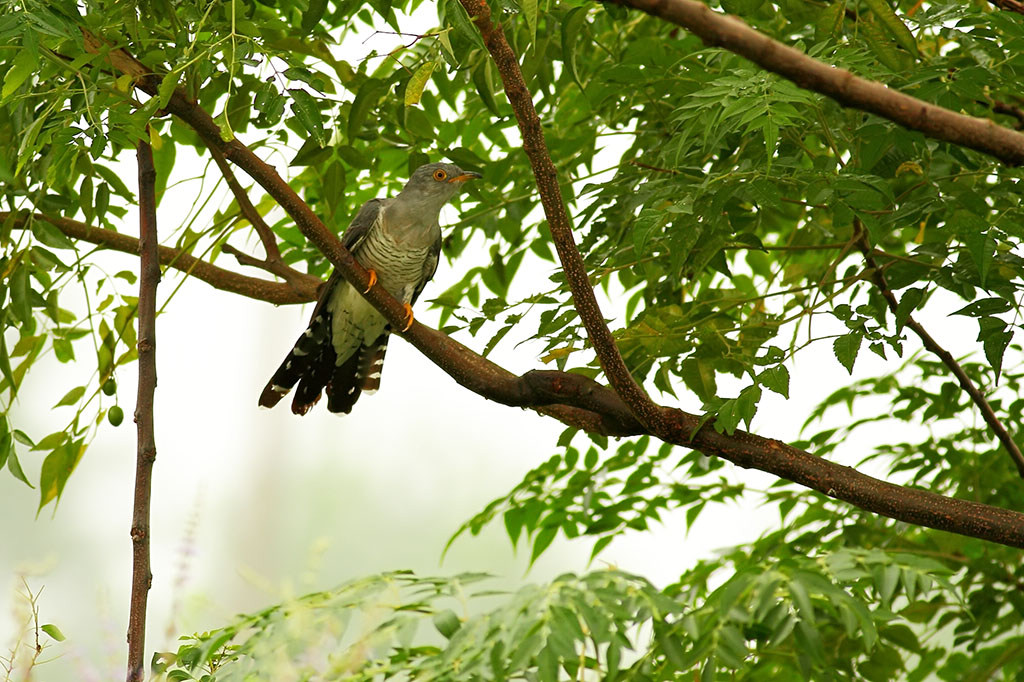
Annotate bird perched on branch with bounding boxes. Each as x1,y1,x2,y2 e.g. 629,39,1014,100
259,162,481,414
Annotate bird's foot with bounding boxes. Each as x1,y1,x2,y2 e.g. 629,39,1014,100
401,303,414,332
362,269,377,294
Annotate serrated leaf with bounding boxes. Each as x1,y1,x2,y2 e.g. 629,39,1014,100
833,333,862,374
680,358,717,402
522,0,538,41
404,60,436,107
757,365,790,398
894,288,923,331
288,88,326,146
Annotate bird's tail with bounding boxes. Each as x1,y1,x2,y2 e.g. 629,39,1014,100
325,331,390,414
258,310,334,414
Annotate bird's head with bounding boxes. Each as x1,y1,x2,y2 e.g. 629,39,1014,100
398,162,482,211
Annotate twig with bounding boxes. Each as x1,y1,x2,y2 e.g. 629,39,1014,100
614,0,1024,167
855,222,1024,479
1,211,321,304
126,135,158,682
208,145,281,262
77,29,1024,550
460,0,673,439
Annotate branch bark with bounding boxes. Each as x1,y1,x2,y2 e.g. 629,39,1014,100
614,0,1024,167
855,223,1024,479
459,0,673,439
126,137,158,682
78,30,1024,550
1,211,321,304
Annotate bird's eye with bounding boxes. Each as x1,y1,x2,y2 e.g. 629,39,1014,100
433,169,447,181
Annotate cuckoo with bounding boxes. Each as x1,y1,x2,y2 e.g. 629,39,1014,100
258,162,481,414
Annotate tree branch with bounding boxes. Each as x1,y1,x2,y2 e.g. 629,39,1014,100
126,137,158,682
208,145,282,262
1,211,321,304
614,0,1024,167
990,0,1024,16
79,30,1024,550
459,0,673,439
855,223,1024,479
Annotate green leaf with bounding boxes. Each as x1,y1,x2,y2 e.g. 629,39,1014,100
757,365,790,398
2,49,37,101
157,71,181,109
522,0,538,41
8,450,33,488
561,7,588,90
433,609,462,639
404,60,436,107
530,526,557,565
833,333,862,374
53,385,86,408
40,624,65,641
288,89,326,146
863,0,919,56
894,288,923,331
347,78,386,142
301,0,328,32
680,358,717,402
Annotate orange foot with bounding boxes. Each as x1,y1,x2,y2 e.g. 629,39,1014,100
362,269,377,294
401,303,414,332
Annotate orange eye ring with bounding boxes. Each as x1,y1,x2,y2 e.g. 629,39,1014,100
433,169,447,181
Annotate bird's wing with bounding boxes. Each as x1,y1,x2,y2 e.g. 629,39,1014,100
303,198,387,323
410,234,442,306
341,197,386,253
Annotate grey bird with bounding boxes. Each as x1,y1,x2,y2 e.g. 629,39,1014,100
259,162,481,414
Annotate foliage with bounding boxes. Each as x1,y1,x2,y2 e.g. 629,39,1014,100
1,0,1023,678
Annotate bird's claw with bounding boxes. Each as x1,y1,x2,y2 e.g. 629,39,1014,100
401,303,414,332
362,269,377,294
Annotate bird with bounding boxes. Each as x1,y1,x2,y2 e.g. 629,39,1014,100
258,162,481,415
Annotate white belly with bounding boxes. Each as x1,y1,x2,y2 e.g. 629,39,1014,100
327,283,388,364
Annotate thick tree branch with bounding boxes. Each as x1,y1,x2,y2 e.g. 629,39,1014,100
126,138,157,682
855,224,1024,479
459,0,672,439
1,211,321,304
79,30,1024,549
615,0,1024,167
990,0,1024,16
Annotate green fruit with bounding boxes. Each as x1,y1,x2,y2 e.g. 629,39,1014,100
108,405,124,427
102,378,117,396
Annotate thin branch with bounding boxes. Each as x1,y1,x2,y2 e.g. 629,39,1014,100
126,136,158,682
208,145,281,262
615,0,1024,167
78,29,1024,550
460,0,673,439
855,223,1024,479
1,211,321,304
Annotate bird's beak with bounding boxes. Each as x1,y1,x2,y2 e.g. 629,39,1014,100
449,171,483,183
